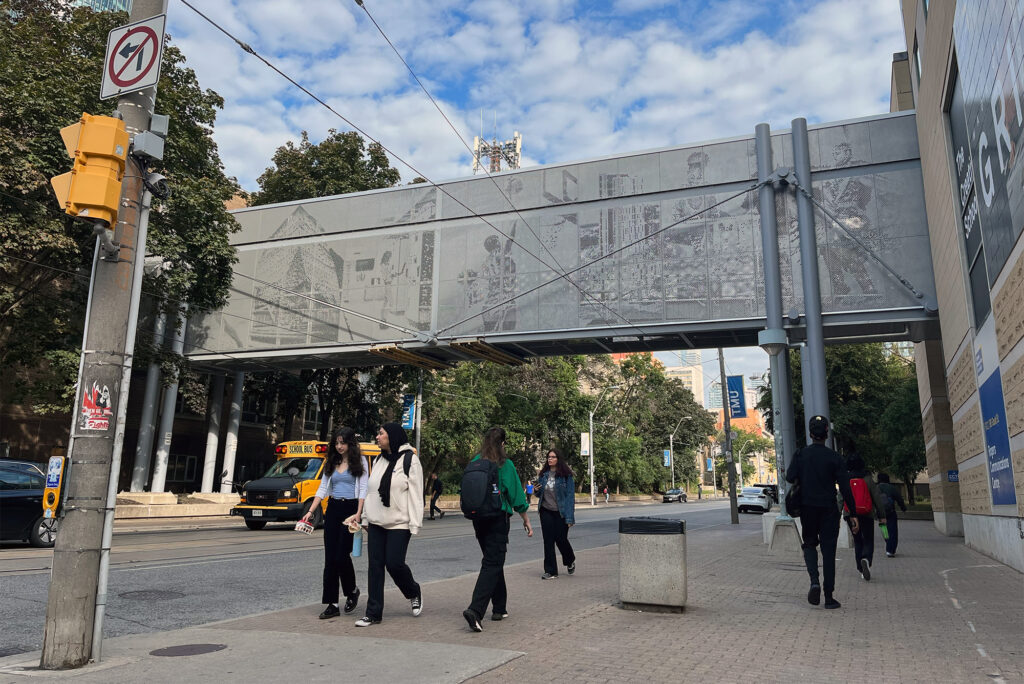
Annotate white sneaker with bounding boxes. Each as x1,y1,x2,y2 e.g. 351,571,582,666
354,616,380,627
411,594,422,617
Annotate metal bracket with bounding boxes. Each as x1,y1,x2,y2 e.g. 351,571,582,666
95,224,120,261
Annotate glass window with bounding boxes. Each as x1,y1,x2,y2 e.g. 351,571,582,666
922,0,929,17
0,468,43,490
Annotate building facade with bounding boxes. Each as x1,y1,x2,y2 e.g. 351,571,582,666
900,0,1024,571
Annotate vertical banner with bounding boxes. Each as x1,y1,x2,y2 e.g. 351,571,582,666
727,375,747,418
580,432,591,457
978,370,1017,506
401,394,415,430
663,449,671,467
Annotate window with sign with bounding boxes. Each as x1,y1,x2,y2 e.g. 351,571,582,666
947,65,991,327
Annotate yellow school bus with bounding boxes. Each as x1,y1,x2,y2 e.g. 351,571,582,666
230,439,381,530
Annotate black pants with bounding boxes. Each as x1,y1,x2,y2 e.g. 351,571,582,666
365,524,420,620
468,514,510,618
799,505,840,595
430,492,442,518
322,498,358,604
851,514,875,571
539,506,575,576
884,513,899,554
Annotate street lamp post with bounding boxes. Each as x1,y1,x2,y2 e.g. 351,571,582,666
668,415,693,491
589,384,619,507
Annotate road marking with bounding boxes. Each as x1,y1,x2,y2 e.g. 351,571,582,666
975,644,989,659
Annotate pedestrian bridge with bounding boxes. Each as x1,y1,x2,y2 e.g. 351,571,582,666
185,111,937,369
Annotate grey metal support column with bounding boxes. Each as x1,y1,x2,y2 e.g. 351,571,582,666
129,310,165,491
791,118,829,427
800,344,813,444
149,305,187,493
200,373,225,493
754,122,796,515
220,371,244,494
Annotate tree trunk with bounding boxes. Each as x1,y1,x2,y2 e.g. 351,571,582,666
903,476,915,505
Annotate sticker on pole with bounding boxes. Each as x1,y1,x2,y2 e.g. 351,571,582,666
100,15,167,100
79,380,114,431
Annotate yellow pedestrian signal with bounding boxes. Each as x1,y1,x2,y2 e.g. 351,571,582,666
50,113,130,226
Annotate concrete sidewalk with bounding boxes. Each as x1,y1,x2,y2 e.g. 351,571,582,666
2,516,1020,683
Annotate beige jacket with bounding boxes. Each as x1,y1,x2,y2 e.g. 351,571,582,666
363,445,424,535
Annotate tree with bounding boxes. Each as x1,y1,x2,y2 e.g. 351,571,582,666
0,1,239,413
714,428,774,486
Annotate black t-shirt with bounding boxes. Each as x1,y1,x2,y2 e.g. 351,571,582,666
432,479,443,496
786,443,855,511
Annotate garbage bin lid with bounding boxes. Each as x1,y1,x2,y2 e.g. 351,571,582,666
618,516,685,534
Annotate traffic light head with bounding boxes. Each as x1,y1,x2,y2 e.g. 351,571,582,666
50,113,129,226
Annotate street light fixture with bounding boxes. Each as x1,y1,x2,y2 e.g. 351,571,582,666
668,415,694,490
588,384,620,507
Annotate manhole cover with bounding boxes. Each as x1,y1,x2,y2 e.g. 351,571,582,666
119,590,185,601
150,644,227,657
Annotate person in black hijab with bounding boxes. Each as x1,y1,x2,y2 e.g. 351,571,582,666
355,422,424,627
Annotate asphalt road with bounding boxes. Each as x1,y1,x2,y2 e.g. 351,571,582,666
0,499,734,657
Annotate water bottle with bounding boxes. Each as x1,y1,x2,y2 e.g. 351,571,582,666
351,527,363,557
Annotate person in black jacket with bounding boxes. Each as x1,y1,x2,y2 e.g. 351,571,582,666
786,415,858,609
876,473,907,556
428,472,445,520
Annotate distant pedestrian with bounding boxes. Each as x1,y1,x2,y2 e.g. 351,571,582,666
525,481,534,504
536,448,576,580
301,427,368,619
786,416,858,609
356,423,424,627
429,472,445,520
876,473,907,557
843,452,887,581
462,427,533,632
603,486,609,503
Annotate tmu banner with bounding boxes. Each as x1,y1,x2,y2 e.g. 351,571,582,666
727,375,746,419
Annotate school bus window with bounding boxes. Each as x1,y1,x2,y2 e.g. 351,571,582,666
263,457,322,479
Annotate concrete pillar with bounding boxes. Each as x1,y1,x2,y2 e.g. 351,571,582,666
915,340,963,536
149,306,187,493
199,373,225,493
220,371,244,494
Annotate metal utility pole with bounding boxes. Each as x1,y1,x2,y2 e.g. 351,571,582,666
588,384,619,506
718,348,739,524
41,0,168,669
668,415,691,492
414,369,423,456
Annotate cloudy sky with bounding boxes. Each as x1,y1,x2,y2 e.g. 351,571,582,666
164,0,907,396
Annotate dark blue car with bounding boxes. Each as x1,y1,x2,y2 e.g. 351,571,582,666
0,460,59,547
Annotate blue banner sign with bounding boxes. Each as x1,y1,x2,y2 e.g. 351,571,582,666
977,370,1016,506
727,375,747,419
401,394,416,430
706,457,713,471
947,470,959,483
663,449,671,467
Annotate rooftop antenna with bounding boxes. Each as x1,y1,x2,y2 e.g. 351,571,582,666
472,110,522,174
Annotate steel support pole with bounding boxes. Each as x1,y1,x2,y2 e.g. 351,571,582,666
669,433,675,490
719,348,739,524
200,373,225,493
588,410,595,507
149,304,187,493
129,311,165,491
800,344,813,444
414,369,423,456
220,371,244,494
792,118,829,427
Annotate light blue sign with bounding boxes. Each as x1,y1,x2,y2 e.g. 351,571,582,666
663,450,671,467
706,457,713,471
978,370,1016,506
401,394,416,430
727,375,747,419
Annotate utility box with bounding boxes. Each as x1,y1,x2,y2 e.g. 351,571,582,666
619,516,686,612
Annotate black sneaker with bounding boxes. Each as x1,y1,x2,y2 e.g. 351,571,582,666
344,588,360,614
440,511,446,519
860,558,871,581
567,562,576,575
541,572,557,580
491,611,509,621
807,584,821,606
319,604,340,619
463,609,483,632
824,597,841,609
411,593,422,616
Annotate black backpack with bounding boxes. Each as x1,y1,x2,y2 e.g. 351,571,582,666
460,458,504,519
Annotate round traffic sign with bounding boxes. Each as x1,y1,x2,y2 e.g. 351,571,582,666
108,25,160,88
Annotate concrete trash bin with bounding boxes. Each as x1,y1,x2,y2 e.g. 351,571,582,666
618,516,686,612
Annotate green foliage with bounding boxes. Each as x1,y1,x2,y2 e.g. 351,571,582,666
0,0,238,413
713,427,773,489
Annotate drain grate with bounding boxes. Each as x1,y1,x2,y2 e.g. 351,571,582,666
119,590,185,601
150,644,227,657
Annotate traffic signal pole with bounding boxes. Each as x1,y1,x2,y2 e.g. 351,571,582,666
41,0,168,669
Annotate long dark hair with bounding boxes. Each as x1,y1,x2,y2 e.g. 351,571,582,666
328,427,363,478
479,427,507,466
540,447,572,478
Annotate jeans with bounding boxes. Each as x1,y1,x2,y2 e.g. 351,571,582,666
430,493,442,518
799,504,840,595
539,506,575,576
321,498,358,604
884,512,899,554
365,524,420,620
851,514,874,571
468,514,510,618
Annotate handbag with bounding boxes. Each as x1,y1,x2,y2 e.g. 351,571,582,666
784,480,802,518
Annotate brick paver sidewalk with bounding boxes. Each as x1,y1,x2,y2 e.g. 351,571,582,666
218,516,1023,683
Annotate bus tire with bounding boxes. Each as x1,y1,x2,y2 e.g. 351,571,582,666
245,519,267,530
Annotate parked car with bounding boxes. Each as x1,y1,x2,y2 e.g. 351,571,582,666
662,488,687,503
0,460,59,547
737,486,773,513
754,483,779,503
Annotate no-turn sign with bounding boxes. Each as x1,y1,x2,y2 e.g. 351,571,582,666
100,14,167,100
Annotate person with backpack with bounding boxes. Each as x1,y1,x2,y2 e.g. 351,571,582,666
786,415,858,609
356,422,424,627
428,472,445,520
536,447,576,580
461,427,533,632
876,472,907,557
843,452,887,580
300,427,368,619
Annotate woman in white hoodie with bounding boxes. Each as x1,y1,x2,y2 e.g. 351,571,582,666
355,422,424,627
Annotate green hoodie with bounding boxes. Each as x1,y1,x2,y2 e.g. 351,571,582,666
470,454,529,514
